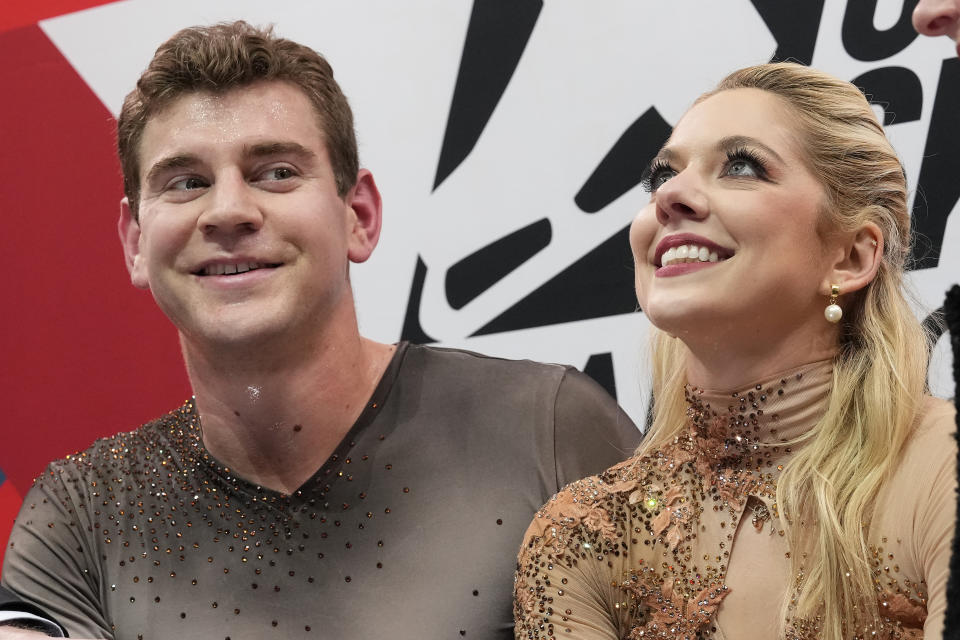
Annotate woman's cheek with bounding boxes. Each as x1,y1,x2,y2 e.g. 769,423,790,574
629,206,655,264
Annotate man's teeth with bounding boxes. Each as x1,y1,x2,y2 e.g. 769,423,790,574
202,262,264,276
660,245,722,267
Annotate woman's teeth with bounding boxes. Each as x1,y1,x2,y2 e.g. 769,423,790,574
660,245,721,267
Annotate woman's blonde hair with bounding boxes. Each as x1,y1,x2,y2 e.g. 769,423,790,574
638,62,931,639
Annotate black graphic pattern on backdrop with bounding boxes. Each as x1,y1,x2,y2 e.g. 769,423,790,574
433,0,543,190
911,57,960,271
750,0,825,64
401,0,960,397
401,257,435,344
584,352,617,400
445,219,552,310
473,225,637,336
852,66,923,125
575,108,672,214
842,0,920,61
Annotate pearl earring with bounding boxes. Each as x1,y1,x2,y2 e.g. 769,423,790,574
824,284,842,323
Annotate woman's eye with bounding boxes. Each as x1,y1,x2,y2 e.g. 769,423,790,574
643,164,677,193
652,169,677,190
726,159,757,177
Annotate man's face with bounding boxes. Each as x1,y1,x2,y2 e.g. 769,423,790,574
913,0,960,55
120,80,376,350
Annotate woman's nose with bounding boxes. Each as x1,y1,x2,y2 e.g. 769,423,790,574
653,170,709,226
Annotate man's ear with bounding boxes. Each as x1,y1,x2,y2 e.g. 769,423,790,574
821,222,883,298
118,198,150,290
345,169,383,264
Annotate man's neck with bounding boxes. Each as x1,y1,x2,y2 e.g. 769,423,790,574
182,327,396,495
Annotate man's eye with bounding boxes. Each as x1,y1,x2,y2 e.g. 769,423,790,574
259,167,296,181
169,176,208,191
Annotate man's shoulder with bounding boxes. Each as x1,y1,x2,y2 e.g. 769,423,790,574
42,400,195,478
404,342,571,381
397,343,622,418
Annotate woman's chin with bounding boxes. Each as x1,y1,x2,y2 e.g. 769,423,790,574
644,307,748,351
643,303,714,336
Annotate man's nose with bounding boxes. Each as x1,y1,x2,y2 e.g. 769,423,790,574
913,0,960,37
197,174,264,236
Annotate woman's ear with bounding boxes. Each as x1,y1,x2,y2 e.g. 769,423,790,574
822,222,883,296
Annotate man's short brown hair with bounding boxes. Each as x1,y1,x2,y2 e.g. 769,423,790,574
117,21,358,218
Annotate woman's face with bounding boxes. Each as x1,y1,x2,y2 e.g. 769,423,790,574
630,88,840,350
913,0,960,55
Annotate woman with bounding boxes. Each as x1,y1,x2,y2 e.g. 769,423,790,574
514,63,957,639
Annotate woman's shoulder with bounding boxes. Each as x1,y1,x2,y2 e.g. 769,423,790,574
906,395,957,457
554,455,656,506
520,455,659,546
917,395,956,430
884,395,957,495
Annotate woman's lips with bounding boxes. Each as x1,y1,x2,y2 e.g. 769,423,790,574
659,243,722,267
655,260,725,277
654,234,733,268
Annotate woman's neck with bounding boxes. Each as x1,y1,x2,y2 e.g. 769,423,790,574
680,327,838,391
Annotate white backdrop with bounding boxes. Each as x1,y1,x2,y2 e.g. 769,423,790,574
39,0,960,424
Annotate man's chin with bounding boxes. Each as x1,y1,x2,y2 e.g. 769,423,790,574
178,321,292,355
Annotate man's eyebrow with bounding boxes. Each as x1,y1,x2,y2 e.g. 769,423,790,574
144,155,199,185
244,141,317,161
143,143,317,186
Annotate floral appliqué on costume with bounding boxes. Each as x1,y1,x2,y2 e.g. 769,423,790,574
514,365,930,639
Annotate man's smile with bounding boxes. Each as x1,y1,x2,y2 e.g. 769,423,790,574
192,260,283,276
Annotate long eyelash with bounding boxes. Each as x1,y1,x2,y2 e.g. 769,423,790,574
726,146,769,179
640,158,674,193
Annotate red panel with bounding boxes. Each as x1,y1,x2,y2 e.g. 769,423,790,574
0,26,189,511
0,479,23,561
0,0,120,34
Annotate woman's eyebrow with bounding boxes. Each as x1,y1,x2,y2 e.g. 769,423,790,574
653,135,786,167
649,146,677,166
716,135,785,163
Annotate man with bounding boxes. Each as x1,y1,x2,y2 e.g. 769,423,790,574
913,5,960,639
1,21,638,640
0,588,63,638
914,0,960,51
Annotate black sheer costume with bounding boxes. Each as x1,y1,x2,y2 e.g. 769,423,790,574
0,585,64,637
943,284,960,640
2,343,639,640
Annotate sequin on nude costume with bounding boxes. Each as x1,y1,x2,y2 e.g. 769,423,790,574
515,360,957,639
